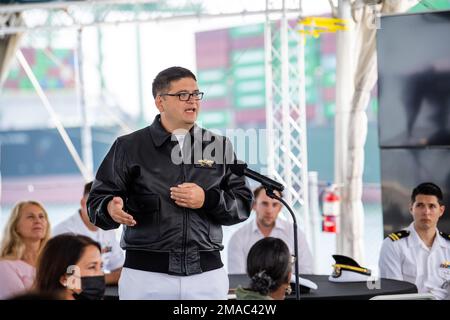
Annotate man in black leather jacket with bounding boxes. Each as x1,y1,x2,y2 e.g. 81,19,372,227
87,66,253,299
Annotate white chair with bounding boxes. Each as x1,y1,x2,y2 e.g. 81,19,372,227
370,293,436,300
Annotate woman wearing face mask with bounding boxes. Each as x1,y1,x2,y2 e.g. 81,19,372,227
34,234,105,300
0,201,51,300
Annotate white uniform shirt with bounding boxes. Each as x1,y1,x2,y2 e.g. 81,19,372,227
52,212,125,272
227,216,313,274
379,222,450,300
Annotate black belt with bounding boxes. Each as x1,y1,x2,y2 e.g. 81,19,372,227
124,250,223,276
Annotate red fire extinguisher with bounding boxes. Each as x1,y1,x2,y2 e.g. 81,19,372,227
322,183,340,233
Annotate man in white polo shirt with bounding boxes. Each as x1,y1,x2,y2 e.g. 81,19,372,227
228,185,313,275
53,181,124,284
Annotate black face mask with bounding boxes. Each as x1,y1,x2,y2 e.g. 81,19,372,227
73,275,106,300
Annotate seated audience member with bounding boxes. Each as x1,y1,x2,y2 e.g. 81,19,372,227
235,237,293,300
379,182,450,300
52,181,123,284
228,185,313,274
0,201,50,299
34,234,105,300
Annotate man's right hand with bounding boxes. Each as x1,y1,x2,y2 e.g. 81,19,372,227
107,197,137,226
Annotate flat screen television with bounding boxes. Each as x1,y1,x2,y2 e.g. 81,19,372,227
377,11,450,147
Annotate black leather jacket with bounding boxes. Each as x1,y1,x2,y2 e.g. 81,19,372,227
87,115,253,276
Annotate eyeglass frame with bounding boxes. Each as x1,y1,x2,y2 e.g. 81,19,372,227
159,91,204,101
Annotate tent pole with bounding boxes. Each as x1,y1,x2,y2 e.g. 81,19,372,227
16,50,92,181
75,28,94,181
335,0,354,255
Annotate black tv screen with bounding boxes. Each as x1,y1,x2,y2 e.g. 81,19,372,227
377,11,450,147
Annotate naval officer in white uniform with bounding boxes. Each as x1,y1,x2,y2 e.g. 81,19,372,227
379,182,450,300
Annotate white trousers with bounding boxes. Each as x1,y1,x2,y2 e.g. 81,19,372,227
118,267,229,300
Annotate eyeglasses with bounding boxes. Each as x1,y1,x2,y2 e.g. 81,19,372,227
160,92,204,101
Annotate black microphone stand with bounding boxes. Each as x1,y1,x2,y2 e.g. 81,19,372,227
264,187,300,301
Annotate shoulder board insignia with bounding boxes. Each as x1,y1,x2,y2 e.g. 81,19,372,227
439,232,450,241
387,230,410,241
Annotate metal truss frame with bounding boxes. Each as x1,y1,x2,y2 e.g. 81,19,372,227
0,0,303,35
264,0,310,240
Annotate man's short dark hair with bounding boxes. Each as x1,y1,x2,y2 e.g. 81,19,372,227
411,182,444,205
152,66,197,99
253,185,283,199
83,181,93,197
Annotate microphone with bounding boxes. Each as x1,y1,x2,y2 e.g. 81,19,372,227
229,162,284,192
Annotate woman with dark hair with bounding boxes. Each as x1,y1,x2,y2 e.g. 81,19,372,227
235,237,293,300
34,234,105,300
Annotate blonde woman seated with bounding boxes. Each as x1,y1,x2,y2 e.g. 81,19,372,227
235,237,293,300
0,201,50,299
34,234,105,300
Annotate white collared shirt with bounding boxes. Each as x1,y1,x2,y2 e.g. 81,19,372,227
379,222,450,300
52,212,125,272
227,216,313,275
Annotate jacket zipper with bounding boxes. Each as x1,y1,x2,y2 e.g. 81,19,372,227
182,158,188,275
